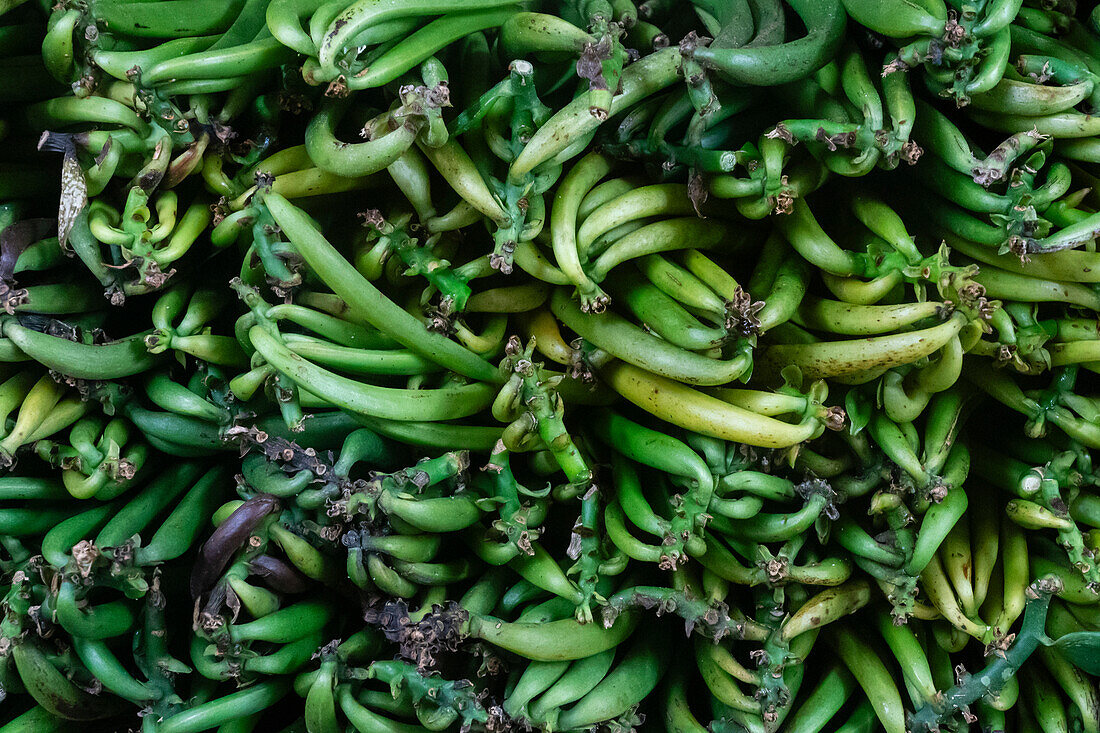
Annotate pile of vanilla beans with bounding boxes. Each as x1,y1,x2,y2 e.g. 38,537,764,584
0,0,1098,731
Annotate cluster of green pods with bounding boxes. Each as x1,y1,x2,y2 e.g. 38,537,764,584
0,0,1098,731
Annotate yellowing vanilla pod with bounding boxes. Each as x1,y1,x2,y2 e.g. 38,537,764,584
795,295,944,336
779,579,872,643
974,264,1100,311
760,312,968,380
601,360,826,448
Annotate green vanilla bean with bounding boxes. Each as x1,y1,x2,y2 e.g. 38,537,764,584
71,636,160,703
782,663,857,733
249,326,495,421
342,7,520,91
828,625,907,733
612,275,728,350
316,0,517,74
2,321,160,379
555,632,669,729
0,706,67,733
510,47,682,180
305,102,418,178
595,411,713,548
467,609,639,661
550,152,614,312
92,0,247,37
157,679,291,733
10,641,123,721
692,0,845,85
794,296,944,336
501,11,592,54
552,288,749,386
142,37,295,86
840,0,945,37
263,192,499,382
